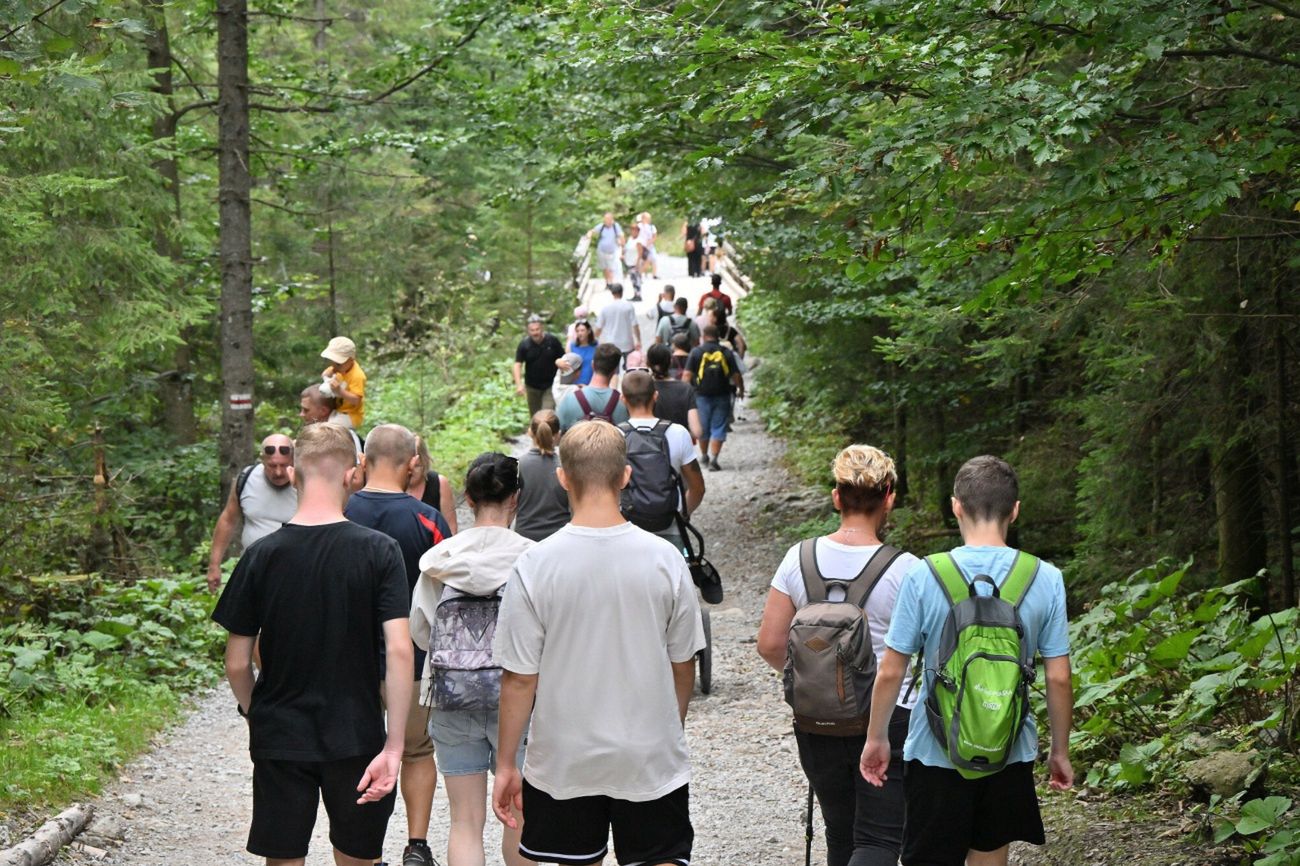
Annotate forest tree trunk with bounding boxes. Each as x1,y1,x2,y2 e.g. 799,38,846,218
145,0,196,444
217,0,255,496
1211,319,1268,604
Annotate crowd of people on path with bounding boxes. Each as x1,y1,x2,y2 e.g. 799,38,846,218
586,212,725,299
206,250,1075,866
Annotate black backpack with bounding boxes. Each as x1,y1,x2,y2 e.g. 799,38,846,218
618,420,683,532
696,346,733,396
235,464,256,500
668,314,692,340
574,388,621,423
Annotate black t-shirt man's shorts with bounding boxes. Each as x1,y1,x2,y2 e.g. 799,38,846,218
516,333,566,390
212,521,411,860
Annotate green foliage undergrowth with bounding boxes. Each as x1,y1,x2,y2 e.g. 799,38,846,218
0,575,223,810
1069,560,1300,862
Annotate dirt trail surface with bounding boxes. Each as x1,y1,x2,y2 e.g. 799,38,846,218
44,402,834,865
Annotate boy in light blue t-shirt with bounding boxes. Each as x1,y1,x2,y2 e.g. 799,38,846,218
860,455,1075,866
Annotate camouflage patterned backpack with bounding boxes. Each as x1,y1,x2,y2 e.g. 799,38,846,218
428,587,503,712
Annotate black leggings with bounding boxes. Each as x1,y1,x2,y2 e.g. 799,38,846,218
794,706,910,866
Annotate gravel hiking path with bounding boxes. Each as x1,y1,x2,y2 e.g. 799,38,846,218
46,399,834,866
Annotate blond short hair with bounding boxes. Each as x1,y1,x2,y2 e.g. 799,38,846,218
558,421,627,498
832,444,896,514
295,423,357,482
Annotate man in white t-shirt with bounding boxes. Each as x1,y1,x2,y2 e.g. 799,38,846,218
492,421,706,866
623,224,644,301
595,283,641,361
618,371,705,552
754,444,916,866
637,211,659,278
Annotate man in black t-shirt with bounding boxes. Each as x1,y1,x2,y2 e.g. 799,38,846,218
512,314,567,415
343,424,450,866
213,422,412,866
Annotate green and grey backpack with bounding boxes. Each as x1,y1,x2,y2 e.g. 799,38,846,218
922,551,1040,779
783,540,902,736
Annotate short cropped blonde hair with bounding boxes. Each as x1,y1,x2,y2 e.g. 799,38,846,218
558,421,627,498
295,423,357,482
832,444,896,514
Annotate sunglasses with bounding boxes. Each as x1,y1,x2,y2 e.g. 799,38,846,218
263,445,293,456
625,367,652,374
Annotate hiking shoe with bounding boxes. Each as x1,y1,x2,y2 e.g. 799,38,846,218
403,842,437,866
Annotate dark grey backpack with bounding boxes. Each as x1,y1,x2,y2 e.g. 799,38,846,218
783,540,902,736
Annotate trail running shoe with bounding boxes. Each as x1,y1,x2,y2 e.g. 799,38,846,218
403,841,437,866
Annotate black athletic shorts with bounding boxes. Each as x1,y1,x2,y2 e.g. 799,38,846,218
247,755,397,861
519,778,692,866
901,760,1045,866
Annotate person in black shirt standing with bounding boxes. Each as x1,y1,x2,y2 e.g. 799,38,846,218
344,424,451,866
213,422,413,866
512,314,567,416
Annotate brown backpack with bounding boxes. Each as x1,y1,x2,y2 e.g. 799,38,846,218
782,540,902,736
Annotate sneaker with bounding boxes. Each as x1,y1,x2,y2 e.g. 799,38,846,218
403,842,437,866
699,454,710,468
708,458,721,472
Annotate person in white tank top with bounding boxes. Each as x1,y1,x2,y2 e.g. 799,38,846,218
206,433,298,592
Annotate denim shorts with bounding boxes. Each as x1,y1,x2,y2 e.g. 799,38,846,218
428,709,526,776
695,393,732,442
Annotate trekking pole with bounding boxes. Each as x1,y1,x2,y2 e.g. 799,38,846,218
805,781,815,866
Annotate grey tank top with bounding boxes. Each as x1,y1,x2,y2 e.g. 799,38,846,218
239,464,298,548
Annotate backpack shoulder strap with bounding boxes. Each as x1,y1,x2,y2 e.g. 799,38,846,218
798,539,828,605
603,390,620,418
1001,552,1041,610
617,421,634,434
925,552,970,608
574,388,593,416
235,463,257,500
843,544,904,609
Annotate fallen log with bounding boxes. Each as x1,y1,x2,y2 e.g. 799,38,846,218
0,804,94,866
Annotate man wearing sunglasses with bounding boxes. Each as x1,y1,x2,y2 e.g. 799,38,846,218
206,434,299,593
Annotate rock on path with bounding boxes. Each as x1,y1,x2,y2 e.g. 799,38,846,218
53,404,830,865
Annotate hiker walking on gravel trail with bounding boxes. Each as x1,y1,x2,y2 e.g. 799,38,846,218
686,324,743,471
595,283,641,364
491,420,706,866
515,411,570,542
212,423,413,866
657,297,700,348
623,224,644,300
206,433,297,592
344,425,453,866
556,344,629,430
860,455,1074,866
618,370,705,553
697,273,732,319
637,211,659,281
412,453,535,866
756,445,918,866
587,213,625,289
647,344,702,440
321,336,367,431
514,314,567,416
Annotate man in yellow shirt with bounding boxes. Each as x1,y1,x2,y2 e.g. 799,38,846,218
321,336,366,430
